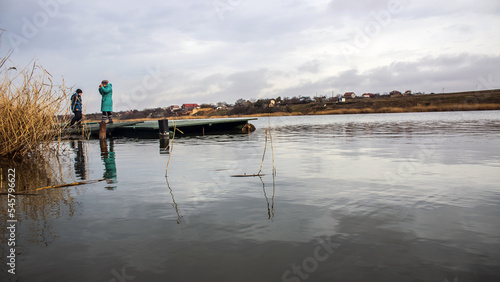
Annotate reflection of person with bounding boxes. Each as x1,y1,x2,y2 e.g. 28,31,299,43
98,80,113,123
70,89,83,127
100,138,117,190
70,140,87,180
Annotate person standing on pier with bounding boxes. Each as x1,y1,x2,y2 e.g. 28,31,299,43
99,80,113,123
70,88,83,127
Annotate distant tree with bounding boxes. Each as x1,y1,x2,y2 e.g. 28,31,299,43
289,96,300,104
231,98,254,115
217,102,229,108
254,99,265,109
234,98,246,107
200,103,214,108
300,96,313,104
313,96,326,103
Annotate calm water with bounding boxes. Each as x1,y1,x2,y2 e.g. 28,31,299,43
1,111,500,282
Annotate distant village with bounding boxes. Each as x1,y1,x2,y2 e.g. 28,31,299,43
85,90,433,120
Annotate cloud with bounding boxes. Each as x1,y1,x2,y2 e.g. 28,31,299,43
298,60,321,74
1,0,499,112
328,0,394,15
272,54,500,97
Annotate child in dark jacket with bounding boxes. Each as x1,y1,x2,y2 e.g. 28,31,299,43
70,89,83,127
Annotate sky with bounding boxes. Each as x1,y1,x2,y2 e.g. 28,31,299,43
1,0,499,113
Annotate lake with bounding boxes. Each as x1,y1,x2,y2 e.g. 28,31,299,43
1,111,500,282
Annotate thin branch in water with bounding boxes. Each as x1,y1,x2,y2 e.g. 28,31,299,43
268,117,276,177
165,120,177,176
257,129,268,175
231,173,266,177
35,179,106,191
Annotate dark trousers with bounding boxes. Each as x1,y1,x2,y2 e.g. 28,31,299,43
70,111,83,126
102,111,113,122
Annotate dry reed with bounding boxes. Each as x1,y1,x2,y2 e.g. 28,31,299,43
0,58,70,158
268,117,276,177
165,120,177,176
257,129,268,176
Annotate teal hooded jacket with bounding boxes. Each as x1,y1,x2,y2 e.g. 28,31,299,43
99,83,113,112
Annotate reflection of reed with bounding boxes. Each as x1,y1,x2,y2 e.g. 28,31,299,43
271,167,276,219
230,117,277,218
233,118,276,178
159,121,183,223
268,118,276,178
259,176,275,220
268,118,276,219
0,153,81,250
166,176,183,224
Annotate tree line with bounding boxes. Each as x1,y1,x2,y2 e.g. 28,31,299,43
82,95,338,120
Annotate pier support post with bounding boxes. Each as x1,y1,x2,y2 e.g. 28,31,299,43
158,119,169,154
99,122,106,139
158,119,169,137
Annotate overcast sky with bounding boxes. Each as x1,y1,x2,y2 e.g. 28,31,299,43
1,0,499,113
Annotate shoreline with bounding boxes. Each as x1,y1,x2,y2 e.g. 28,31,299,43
83,89,500,122
86,103,500,123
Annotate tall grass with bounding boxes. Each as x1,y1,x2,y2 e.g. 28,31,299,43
0,58,70,158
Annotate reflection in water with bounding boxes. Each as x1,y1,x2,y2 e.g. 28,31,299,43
166,176,183,224
0,153,81,262
159,137,170,154
259,176,275,220
2,112,498,281
70,139,87,180
100,138,117,190
272,113,500,140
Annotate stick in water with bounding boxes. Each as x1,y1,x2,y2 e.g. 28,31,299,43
35,179,106,191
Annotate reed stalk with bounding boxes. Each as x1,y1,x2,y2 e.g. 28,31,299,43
165,121,177,176
268,117,276,177
257,129,268,175
0,56,70,158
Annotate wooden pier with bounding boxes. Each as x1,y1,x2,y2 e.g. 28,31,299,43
63,118,257,138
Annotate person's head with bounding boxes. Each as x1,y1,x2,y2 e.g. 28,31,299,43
101,80,109,85
76,89,83,95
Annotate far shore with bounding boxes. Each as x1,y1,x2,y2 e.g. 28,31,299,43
85,89,500,123
85,103,500,123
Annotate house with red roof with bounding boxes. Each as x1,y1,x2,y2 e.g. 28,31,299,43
181,104,199,110
344,92,356,99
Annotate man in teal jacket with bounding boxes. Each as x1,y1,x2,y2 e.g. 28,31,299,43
98,80,113,123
